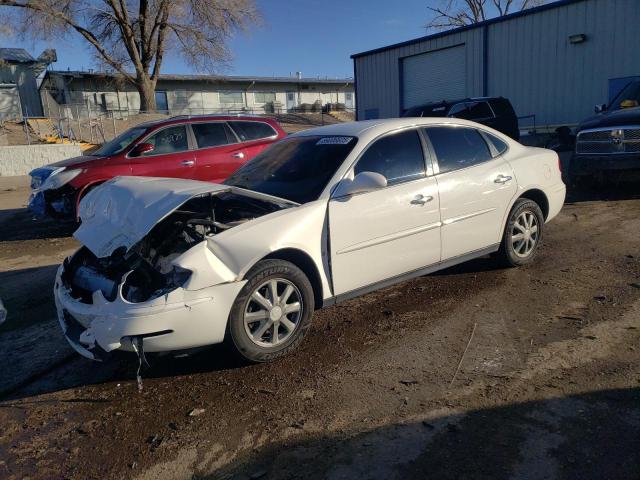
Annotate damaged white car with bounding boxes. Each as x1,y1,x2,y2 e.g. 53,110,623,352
55,118,566,363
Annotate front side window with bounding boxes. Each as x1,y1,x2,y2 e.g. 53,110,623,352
219,91,244,104
254,92,276,104
354,129,425,186
609,81,640,111
229,121,277,142
192,122,236,148
143,125,189,155
224,136,357,204
92,126,147,156
425,126,492,174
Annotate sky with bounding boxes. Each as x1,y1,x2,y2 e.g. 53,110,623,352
0,0,432,79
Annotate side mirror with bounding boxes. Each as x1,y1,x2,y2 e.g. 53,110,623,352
333,171,388,198
594,103,606,114
130,142,155,157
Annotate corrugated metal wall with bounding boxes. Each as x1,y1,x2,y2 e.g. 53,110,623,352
488,0,640,126
0,64,43,117
355,28,484,119
354,0,640,127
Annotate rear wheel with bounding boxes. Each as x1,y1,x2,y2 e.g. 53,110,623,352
495,198,544,267
227,259,314,363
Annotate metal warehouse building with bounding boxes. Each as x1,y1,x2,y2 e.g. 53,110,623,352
352,0,640,130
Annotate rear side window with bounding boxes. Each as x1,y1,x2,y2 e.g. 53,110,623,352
192,122,236,148
229,121,277,142
425,126,492,174
355,129,425,186
489,98,516,117
144,125,189,155
484,132,509,155
449,101,493,120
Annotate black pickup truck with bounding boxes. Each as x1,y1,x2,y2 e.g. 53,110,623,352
570,80,640,186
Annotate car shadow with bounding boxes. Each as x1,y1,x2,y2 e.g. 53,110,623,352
0,207,76,241
213,388,640,480
565,179,640,203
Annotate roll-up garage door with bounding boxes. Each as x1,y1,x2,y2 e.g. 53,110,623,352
402,45,466,110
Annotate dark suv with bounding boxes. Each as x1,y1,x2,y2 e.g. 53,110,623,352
402,97,520,140
570,80,640,186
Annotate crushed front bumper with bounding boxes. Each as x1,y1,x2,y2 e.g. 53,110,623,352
28,186,76,218
54,263,246,361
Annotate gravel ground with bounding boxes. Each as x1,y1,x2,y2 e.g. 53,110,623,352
0,176,639,480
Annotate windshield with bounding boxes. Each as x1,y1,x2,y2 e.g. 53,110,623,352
224,135,357,204
91,126,148,156
608,81,640,111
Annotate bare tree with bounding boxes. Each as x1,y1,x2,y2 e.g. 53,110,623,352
0,0,259,111
427,0,547,30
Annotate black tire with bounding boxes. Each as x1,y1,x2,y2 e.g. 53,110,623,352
227,259,314,363
495,198,544,267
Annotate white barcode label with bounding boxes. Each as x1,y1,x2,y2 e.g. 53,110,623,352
316,136,353,145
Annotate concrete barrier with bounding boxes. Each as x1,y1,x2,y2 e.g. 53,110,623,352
0,144,82,176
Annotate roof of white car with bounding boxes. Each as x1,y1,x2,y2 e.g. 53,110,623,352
291,117,491,140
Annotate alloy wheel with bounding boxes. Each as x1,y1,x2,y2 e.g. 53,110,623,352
511,210,539,258
243,278,303,347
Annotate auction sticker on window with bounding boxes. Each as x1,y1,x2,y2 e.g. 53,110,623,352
316,137,353,145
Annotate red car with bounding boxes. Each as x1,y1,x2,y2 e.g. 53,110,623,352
28,115,287,219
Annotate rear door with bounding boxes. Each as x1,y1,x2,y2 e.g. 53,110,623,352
191,121,247,183
423,125,517,260
228,120,280,161
129,124,197,179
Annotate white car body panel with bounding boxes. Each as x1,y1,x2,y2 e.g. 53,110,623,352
207,199,332,298
329,176,441,295
437,156,517,259
54,117,566,360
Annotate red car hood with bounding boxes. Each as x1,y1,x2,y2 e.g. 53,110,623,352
47,155,105,169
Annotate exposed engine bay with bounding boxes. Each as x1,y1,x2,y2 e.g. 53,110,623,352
61,191,288,304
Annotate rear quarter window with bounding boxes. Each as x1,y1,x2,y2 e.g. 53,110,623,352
484,132,509,156
229,121,277,142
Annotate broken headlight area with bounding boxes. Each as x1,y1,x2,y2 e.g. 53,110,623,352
28,184,76,217
63,191,287,304
62,246,194,305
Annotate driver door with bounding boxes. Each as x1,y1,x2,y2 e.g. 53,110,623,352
328,128,441,297
129,124,197,179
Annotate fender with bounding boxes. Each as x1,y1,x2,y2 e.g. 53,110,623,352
75,180,108,220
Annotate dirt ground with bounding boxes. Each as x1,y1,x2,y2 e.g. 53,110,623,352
0,175,639,480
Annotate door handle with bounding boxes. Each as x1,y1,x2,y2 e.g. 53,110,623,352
494,174,513,184
232,152,245,159
180,160,195,167
410,194,434,206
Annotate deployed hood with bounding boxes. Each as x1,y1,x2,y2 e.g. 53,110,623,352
578,106,640,132
75,177,231,258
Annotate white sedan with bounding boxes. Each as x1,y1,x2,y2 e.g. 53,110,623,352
55,118,566,362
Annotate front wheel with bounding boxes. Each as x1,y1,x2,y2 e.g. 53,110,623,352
495,198,544,267
227,259,315,363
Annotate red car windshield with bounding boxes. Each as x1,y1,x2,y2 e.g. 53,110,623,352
90,126,148,156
